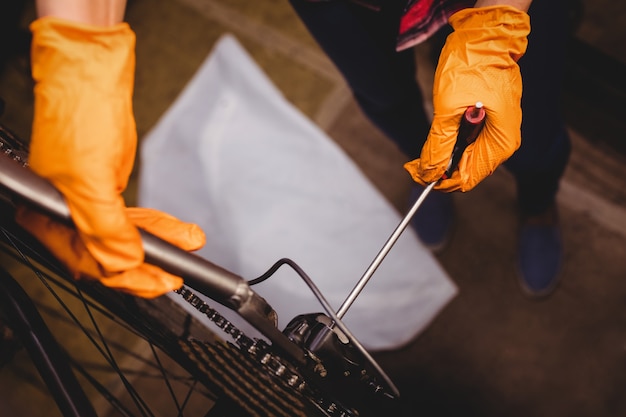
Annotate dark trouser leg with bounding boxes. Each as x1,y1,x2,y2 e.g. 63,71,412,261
288,0,430,159
508,0,571,296
504,0,572,216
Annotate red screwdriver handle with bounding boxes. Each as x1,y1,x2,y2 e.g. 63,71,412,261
442,102,486,180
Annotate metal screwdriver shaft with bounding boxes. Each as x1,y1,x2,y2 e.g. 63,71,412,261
336,102,486,320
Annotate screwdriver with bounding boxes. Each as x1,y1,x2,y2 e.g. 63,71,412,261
336,101,487,319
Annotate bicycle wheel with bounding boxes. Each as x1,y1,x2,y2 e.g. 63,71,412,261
0,211,239,417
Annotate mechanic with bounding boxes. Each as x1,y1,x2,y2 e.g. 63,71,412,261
289,0,572,297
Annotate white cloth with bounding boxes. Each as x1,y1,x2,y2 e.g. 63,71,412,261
138,34,457,350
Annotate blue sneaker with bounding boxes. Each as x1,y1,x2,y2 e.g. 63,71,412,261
408,184,454,253
517,205,563,298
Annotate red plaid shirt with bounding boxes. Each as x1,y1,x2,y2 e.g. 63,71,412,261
397,0,474,50
304,0,475,50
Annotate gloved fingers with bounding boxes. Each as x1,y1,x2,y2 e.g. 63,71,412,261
403,159,428,187
68,194,143,272
414,111,466,184
125,207,206,252
15,207,183,298
404,156,466,192
402,105,470,188
433,145,478,192
406,120,521,192
15,206,114,279
98,264,183,299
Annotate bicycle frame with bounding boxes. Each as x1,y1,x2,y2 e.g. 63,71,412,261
0,121,400,417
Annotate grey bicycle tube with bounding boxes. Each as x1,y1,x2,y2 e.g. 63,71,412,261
0,152,244,304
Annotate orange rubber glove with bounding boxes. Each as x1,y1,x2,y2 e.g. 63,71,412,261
17,17,206,297
404,6,531,192
16,207,205,298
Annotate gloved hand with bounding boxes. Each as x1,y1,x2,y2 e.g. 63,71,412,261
15,207,205,298
404,6,531,192
18,17,206,297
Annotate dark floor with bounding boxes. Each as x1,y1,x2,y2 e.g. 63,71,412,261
1,1,625,416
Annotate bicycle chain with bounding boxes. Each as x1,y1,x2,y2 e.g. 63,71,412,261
0,125,29,168
175,285,357,417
